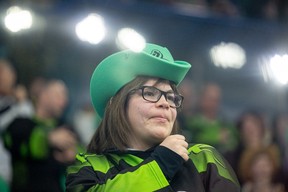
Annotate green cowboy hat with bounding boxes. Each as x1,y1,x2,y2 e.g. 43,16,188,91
90,43,191,117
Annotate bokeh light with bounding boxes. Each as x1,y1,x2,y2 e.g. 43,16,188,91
210,42,246,69
268,54,288,85
4,6,33,33
75,13,106,44
116,28,146,52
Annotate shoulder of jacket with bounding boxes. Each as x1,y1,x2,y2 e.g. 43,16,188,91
188,143,226,169
68,153,112,174
188,143,217,155
76,153,110,165
188,144,239,186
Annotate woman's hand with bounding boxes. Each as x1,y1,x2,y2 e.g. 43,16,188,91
160,134,189,161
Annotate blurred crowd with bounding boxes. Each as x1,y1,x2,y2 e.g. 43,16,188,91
178,78,288,192
3,0,286,22
128,0,288,21
1,56,288,192
0,59,98,192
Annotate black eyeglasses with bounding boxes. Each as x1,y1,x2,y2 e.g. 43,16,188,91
130,86,183,108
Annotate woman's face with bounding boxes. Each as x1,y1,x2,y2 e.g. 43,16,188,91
127,79,177,150
241,115,263,146
251,153,273,181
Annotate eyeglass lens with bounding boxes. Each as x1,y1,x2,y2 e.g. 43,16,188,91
141,86,182,108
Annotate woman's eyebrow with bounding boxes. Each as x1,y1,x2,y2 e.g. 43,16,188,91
166,89,174,93
157,87,174,93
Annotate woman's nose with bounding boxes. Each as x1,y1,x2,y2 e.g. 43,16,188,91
156,95,170,108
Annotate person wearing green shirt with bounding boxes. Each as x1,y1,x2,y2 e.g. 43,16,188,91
66,43,240,192
3,80,78,192
184,83,238,154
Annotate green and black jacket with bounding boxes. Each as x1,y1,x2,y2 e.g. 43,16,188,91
66,144,240,192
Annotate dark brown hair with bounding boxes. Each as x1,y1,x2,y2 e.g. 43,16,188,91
87,76,181,153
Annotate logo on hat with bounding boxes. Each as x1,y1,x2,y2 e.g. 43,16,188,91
150,49,163,59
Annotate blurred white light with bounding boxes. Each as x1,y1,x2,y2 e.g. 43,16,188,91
4,6,33,33
269,54,288,85
116,28,146,52
210,42,246,69
75,14,106,44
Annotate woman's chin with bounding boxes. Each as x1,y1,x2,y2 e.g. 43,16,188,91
152,130,171,141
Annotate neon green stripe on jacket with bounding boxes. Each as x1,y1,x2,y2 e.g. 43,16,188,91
66,153,170,192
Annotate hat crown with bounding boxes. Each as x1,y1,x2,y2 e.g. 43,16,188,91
143,44,174,62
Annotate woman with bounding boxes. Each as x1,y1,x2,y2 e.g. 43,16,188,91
241,149,285,192
226,110,280,185
66,43,240,191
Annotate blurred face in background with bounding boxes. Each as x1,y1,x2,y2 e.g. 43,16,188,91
241,114,264,148
178,79,195,114
200,83,221,119
0,61,16,95
40,81,68,118
251,153,274,182
274,114,288,145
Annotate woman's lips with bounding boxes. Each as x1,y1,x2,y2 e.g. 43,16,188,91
151,116,168,122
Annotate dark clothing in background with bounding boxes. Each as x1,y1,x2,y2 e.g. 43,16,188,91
2,117,65,192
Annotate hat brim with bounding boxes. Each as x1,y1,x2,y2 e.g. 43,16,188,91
90,49,191,117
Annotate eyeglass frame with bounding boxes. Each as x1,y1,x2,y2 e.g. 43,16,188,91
129,86,184,108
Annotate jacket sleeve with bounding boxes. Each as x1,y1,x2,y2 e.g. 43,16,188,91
65,150,174,192
188,144,241,192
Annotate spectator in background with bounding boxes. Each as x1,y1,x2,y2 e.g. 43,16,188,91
241,149,285,192
3,79,78,192
0,59,34,191
207,0,240,17
235,0,280,20
272,112,288,191
177,78,196,141
0,59,34,131
184,82,238,154
28,76,47,105
226,110,281,186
